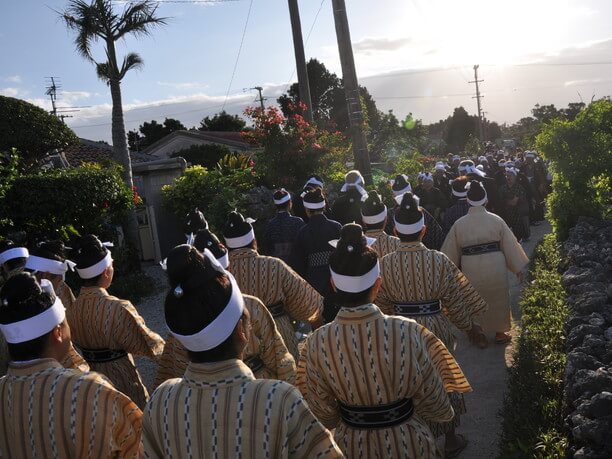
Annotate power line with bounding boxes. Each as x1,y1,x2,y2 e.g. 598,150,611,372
222,0,254,110
469,64,484,140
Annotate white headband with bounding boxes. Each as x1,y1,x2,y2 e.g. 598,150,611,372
341,182,367,197
452,186,468,197
361,207,387,225
0,280,66,344
0,247,28,265
328,236,376,249
217,251,230,269
392,183,412,197
303,199,326,210
273,191,291,205
25,255,76,276
169,270,245,352
305,177,324,188
394,215,425,235
75,251,112,279
330,261,380,293
465,182,488,207
186,233,195,246
435,163,446,171
224,228,255,249
394,193,420,206
505,167,518,176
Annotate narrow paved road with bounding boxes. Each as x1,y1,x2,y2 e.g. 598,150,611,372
135,222,551,459
448,221,551,458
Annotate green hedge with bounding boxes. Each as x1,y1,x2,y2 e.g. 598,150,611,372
0,163,133,242
536,99,611,239
499,234,569,458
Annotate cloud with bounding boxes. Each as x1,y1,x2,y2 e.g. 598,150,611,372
0,88,20,97
2,75,21,83
353,37,411,53
564,78,604,87
62,91,92,104
157,81,210,90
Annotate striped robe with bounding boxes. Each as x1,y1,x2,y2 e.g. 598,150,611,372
442,199,470,233
376,242,487,436
377,241,488,351
154,294,296,387
297,304,471,458
365,228,401,258
441,206,529,335
229,248,323,358
143,359,343,458
54,280,90,372
68,287,165,408
0,358,142,458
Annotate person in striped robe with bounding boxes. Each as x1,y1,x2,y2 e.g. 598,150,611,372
376,192,488,455
361,190,401,258
154,240,296,387
143,246,342,458
68,235,165,408
0,273,142,458
25,240,90,372
297,223,471,458
223,211,323,359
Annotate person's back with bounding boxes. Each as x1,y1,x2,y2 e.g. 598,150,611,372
0,273,142,458
330,170,368,225
263,203,305,268
145,359,340,458
145,244,341,458
0,360,142,458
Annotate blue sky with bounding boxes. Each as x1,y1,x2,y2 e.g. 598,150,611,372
1,0,611,142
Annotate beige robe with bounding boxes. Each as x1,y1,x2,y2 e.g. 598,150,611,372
144,359,343,458
441,206,529,335
154,294,296,387
68,287,165,408
0,358,142,458
365,228,402,258
297,304,471,458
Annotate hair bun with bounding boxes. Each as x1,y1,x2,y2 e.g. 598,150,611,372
337,223,366,254
400,192,418,210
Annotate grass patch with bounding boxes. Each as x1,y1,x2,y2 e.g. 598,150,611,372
499,233,569,458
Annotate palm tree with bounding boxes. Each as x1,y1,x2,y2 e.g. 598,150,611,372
61,0,166,254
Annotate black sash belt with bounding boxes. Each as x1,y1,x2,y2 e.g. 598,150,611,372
268,302,287,318
394,300,441,317
244,355,264,373
461,241,501,256
80,347,127,363
338,398,414,429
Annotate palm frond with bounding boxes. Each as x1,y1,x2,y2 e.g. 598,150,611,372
113,0,168,41
119,52,144,79
96,61,112,84
61,0,107,61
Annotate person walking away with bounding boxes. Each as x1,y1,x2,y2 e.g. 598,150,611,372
441,181,529,344
0,273,142,458
331,170,368,225
360,190,401,258
70,235,165,408
298,223,472,458
143,249,342,458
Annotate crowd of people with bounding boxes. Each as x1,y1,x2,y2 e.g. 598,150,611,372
0,148,541,458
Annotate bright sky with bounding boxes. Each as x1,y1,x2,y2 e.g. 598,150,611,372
1,0,611,143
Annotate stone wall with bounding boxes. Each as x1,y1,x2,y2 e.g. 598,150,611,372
561,217,612,459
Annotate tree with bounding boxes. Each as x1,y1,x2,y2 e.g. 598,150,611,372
170,143,232,169
443,106,477,153
199,111,246,132
61,0,166,255
0,96,78,168
531,104,561,124
128,117,186,151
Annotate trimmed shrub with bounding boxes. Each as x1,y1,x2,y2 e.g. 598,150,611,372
0,96,79,168
162,165,256,233
499,234,569,458
536,99,612,239
170,143,232,169
0,163,133,242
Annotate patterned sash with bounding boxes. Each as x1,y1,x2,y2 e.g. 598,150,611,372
461,241,501,256
338,398,414,429
307,251,331,269
243,355,264,373
80,347,127,363
394,300,441,317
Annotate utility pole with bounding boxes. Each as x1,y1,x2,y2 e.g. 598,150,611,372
330,0,372,185
287,0,314,122
469,64,484,141
45,77,59,117
247,86,266,111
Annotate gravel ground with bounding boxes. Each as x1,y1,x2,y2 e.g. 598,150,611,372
133,262,169,391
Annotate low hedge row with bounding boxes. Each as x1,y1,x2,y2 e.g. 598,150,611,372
499,233,569,458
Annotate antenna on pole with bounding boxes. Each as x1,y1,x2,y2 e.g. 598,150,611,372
44,77,80,124
244,86,266,110
469,65,485,141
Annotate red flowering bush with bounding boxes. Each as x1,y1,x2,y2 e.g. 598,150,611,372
242,103,349,189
